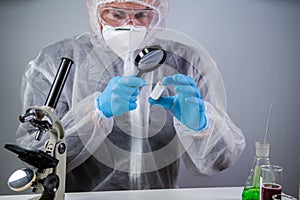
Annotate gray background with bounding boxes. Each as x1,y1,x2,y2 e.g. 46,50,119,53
0,0,299,198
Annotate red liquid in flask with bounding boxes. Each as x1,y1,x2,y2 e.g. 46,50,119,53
261,183,282,200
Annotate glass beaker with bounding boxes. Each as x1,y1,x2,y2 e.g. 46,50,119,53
261,165,283,200
272,194,297,200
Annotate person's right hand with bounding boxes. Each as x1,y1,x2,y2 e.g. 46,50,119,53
96,76,146,118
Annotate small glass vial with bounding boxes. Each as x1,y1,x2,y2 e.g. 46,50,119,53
150,81,165,100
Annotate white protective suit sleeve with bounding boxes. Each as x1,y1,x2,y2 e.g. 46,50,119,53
152,37,246,177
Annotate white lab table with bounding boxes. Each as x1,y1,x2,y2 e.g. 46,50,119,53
0,187,243,200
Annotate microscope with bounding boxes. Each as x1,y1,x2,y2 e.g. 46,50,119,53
5,58,73,200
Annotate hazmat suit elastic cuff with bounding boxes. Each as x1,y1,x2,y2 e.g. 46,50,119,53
173,111,213,139
94,94,109,120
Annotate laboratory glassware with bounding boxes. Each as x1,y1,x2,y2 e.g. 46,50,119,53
272,194,297,200
242,142,271,200
261,165,283,200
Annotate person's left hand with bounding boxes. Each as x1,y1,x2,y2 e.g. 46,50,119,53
148,74,206,131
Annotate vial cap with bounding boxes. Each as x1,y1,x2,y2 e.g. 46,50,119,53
255,141,270,157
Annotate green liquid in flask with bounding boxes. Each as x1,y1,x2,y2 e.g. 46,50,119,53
242,187,260,200
242,142,271,200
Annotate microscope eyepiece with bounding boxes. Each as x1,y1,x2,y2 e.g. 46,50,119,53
45,58,74,109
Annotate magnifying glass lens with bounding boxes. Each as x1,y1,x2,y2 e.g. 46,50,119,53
135,45,166,77
138,50,165,70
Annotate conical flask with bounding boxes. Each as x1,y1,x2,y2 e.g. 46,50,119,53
242,141,271,200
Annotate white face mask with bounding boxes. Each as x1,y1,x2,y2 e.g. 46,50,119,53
102,25,147,57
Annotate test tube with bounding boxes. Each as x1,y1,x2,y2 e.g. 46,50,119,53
150,82,165,100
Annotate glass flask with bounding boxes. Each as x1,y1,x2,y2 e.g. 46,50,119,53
242,142,271,200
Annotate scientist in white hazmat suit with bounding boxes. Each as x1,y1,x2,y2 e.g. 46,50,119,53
16,0,246,192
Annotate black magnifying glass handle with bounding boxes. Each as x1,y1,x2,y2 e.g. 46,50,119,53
137,71,144,77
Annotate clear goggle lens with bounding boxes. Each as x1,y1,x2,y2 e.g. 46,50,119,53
98,6,158,27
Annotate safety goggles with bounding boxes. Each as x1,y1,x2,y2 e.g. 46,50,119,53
98,6,158,27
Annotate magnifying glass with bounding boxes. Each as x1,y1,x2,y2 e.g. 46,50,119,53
135,45,166,77
134,45,167,100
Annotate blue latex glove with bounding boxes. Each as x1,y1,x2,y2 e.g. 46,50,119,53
97,76,146,117
148,74,206,131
